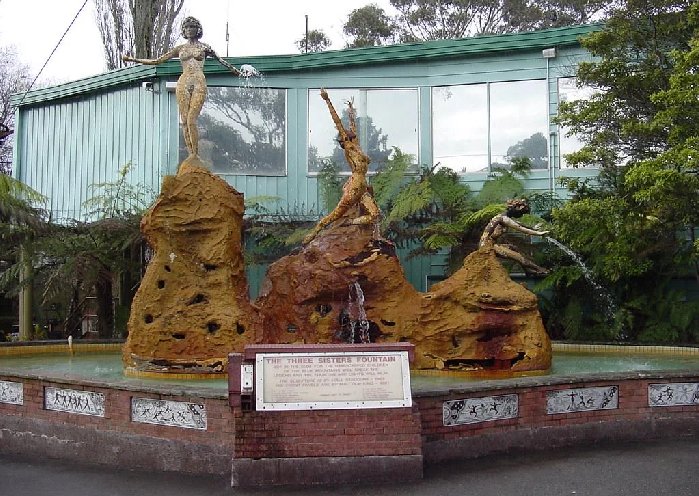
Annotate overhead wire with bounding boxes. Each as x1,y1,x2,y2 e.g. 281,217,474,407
15,0,90,109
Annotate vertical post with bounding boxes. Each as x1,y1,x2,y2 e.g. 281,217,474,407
305,15,309,53
18,245,32,341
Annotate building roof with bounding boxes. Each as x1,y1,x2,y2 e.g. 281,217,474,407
13,23,600,108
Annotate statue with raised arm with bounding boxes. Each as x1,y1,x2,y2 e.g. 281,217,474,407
303,89,381,244
480,199,549,275
122,16,241,158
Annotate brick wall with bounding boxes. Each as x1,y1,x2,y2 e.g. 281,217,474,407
233,406,422,459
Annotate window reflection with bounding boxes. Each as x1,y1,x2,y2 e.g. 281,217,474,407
432,84,488,173
558,77,596,168
179,87,287,175
308,88,418,173
432,80,548,173
491,80,548,170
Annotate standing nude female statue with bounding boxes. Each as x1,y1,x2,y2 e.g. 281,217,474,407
122,16,241,158
480,199,550,275
303,89,381,244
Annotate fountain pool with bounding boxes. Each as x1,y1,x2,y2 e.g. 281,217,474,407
1,346,699,390
0,341,697,486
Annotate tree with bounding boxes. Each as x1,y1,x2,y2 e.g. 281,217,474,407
344,0,611,44
549,0,699,343
296,29,331,53
0,46,30,175
344,4,395,48
37,163,152,338
94,0,185,70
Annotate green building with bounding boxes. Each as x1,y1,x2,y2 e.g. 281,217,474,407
11,24,599,294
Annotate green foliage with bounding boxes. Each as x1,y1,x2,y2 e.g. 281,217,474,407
344,5,395,47
343,0,610,45
244,198,317,265
316,160,343,214
296,29,331,53
475,157,531,207
548,0,699,343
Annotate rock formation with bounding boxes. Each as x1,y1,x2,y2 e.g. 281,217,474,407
257,207,551,374
123,157,258,375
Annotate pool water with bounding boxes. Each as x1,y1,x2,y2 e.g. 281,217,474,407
1,351,698,393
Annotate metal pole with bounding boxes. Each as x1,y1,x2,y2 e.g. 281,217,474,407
305,15,309,53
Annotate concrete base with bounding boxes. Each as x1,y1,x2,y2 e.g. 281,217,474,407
231,455,424,487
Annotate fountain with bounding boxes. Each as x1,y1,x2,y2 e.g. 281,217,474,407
2,19,697,487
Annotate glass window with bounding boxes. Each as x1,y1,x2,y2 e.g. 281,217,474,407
432,84,488,173
558,77,596,168
308,88,419,173
179,87,287,175
490,80,548,170
432,80,549,174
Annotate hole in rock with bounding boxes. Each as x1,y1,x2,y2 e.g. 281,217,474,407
157,280,165,289
164,265,171,272
203,264,217,271
444,353,526,371
207,322,220,333
172,333,186,340
188,293,207,305
380,319,395,326
287,324,297,333
315,304,332,317
144,314,154,324
236,323,245,335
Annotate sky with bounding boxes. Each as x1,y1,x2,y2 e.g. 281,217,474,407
0,0,396,85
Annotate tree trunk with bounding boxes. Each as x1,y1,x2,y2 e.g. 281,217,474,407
95,273,115,339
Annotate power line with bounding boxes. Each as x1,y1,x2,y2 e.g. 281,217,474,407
15,0,90,109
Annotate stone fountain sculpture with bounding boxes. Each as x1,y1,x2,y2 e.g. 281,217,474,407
256,94,551,373
122,17,258,375
122,24,551,374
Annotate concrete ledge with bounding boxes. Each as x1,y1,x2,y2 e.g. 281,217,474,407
423,416,699,465
231,455,424,487
0,414,231,475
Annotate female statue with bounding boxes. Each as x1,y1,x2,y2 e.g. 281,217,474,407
480,199,550,275
122,16,241,157
303,89,380,244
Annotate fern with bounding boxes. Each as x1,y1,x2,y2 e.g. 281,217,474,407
371,148,412,209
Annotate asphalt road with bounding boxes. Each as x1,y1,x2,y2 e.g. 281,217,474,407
1,438,698,495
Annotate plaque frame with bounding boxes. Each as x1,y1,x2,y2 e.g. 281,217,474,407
254,350,412,411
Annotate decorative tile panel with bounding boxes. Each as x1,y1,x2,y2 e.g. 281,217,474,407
547,386,618,415
131,398,207,430
443,394,518,426
0,380,23,405
44,387,105,417
648,383,699,407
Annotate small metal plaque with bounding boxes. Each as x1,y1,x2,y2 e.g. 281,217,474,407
0,380,23,405
547,385,618,415
443,394,518,426
131,398,207,430
45,387,105,417
648,383,699,407
255,351,412,411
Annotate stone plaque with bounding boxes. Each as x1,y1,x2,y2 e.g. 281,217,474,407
443,394,518,426
648,383,699,407
45,387,105,417
0,380,23,405
131,398,207,430
255,351,412,411
547,385,618,415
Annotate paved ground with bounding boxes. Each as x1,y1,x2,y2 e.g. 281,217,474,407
1,438,698,495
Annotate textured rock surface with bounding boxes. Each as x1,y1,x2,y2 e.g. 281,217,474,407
257,207,422,346
413,248,551,371
123,157,258,374
257,209,551,373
